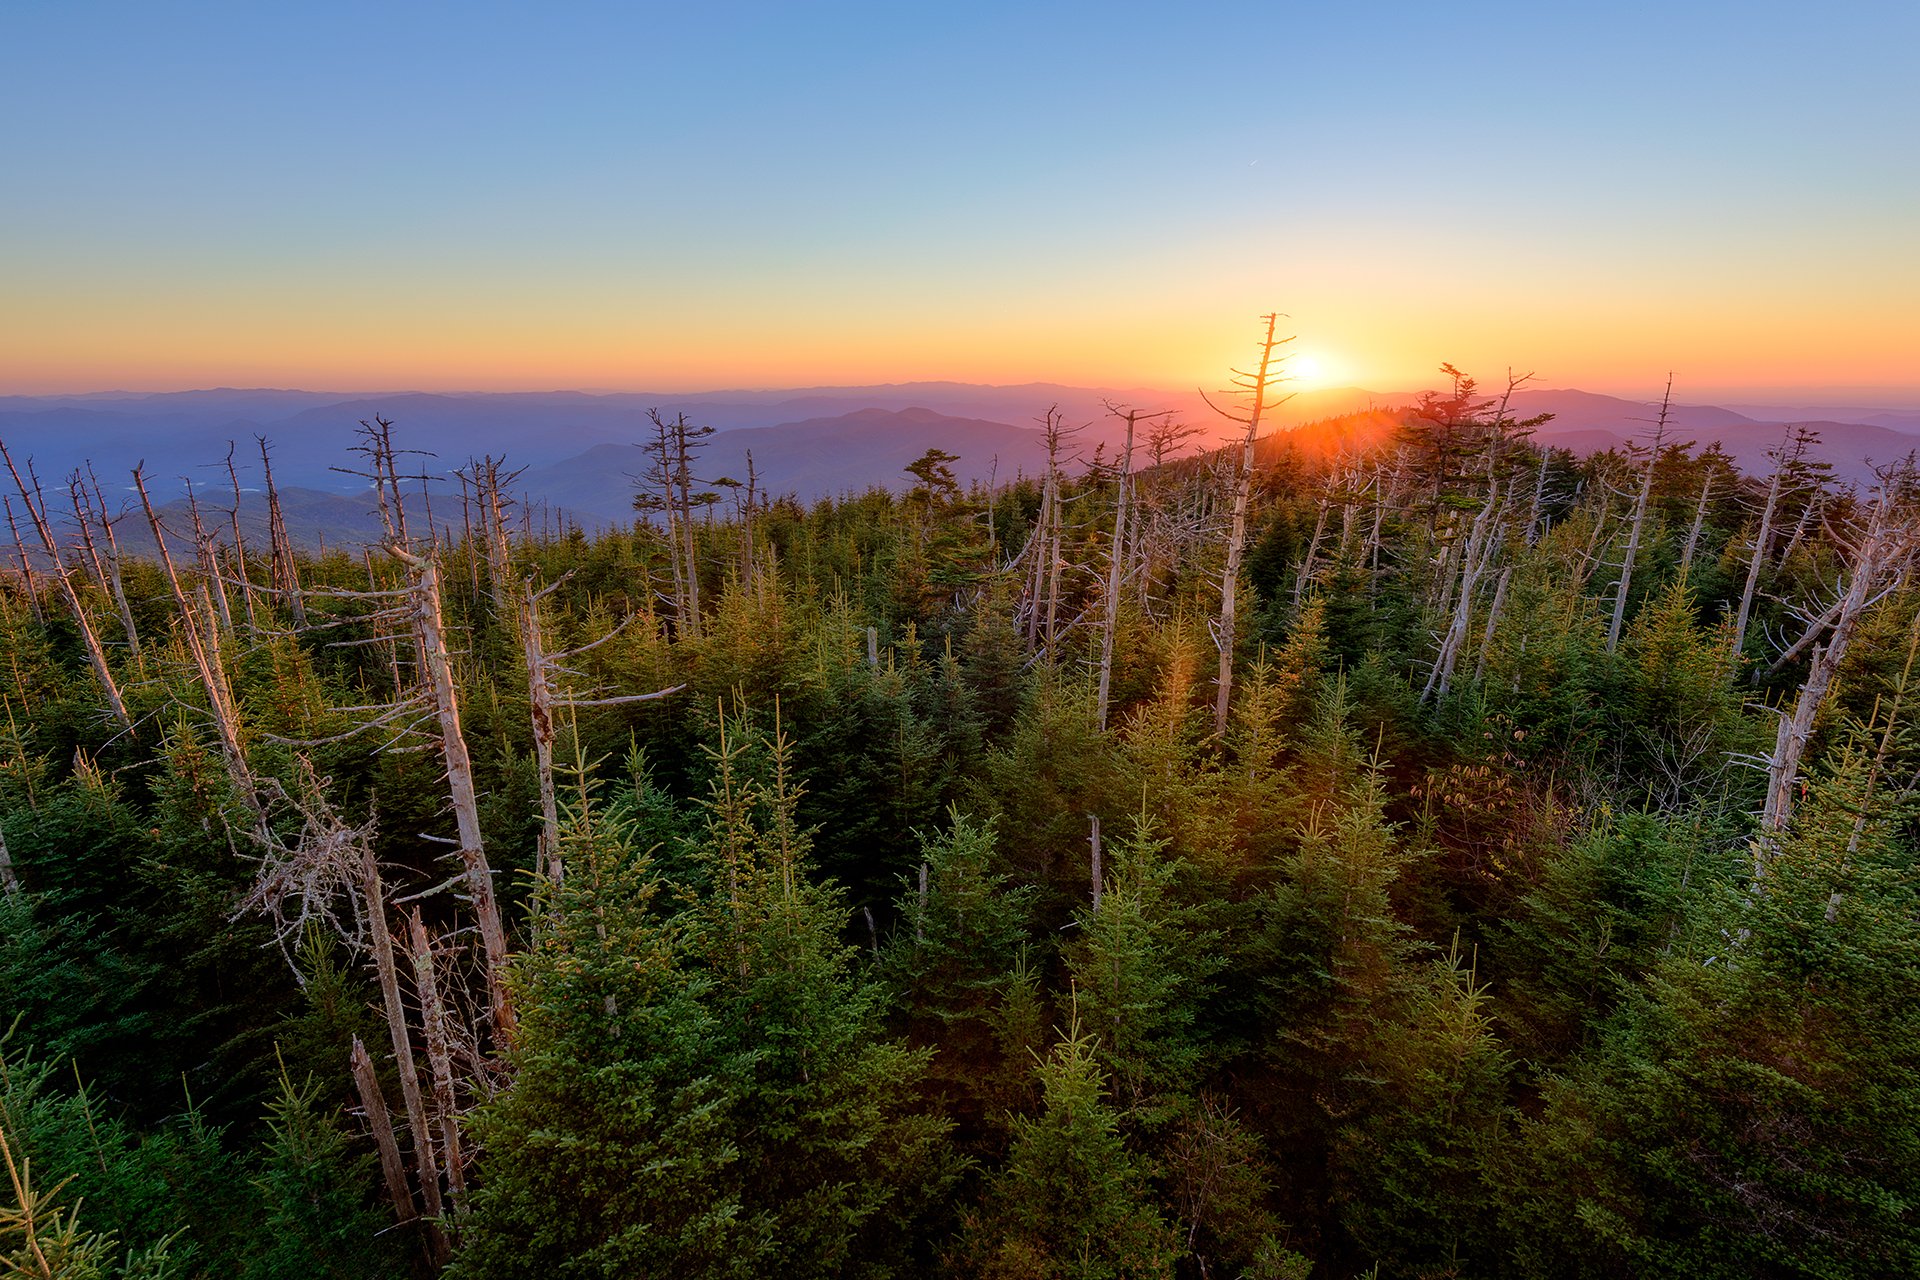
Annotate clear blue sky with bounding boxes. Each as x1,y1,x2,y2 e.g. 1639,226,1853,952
3,1,1915,399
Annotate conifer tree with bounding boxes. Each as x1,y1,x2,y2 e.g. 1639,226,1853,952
1506,745,1920,1278
241,1066,403,1280
954,1018,1180,1280
1066,817,1222,1129
683,709,952,1279
456,793,766,1279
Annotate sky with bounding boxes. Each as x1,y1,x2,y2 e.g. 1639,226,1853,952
2,1,1915,403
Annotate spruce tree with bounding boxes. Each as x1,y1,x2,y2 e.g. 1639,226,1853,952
954,1019,1179,1280
455,794,764,1280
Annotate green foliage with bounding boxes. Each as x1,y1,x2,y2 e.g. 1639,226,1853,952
461,714,953,1279
1334,938,1509,1278
5,417,1915,1277
241,1065,402,1280
1066,817,1223,1128
456,794,765,1279
1505,752,1920,1278
954,1020,1180,1280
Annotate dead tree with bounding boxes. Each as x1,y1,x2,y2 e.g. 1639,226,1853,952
635,411,715,637
183,478,234,633
635,411,689,630
0,443,129,727
390,542,514,1041
366,838,448,1262
223,443,259,633
350,1035,416,1228
520,574,681,882
133,465,264,835
81,466,140,663
339,421,512,1034
1420,371,1545,701
1732,425,1819,655
258,437,306,627
1754,460,1918,873
1,496,44,626
65,471,140,663
467,455,523,622
1022,407,1085,658
1606,377,1676,654
407,910,468,1218
1291,476,1338,614
235,758,447,1261
1679,464,1716,579
1205,313,1294,736
1095,404,1167,729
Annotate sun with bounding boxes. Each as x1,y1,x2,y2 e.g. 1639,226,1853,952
1287,349,1343,389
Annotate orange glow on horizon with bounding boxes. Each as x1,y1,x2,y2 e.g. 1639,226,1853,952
2,284,1916,403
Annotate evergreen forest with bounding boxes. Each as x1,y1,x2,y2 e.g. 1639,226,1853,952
2,338,1917,1280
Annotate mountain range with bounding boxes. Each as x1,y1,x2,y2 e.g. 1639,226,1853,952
1,383,1915,549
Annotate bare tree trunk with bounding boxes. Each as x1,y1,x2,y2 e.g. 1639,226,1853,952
1526,447,1552,545
406,911,468,1218
521,577,562,885
79,469,141,666
1,445,130,726
359,846,448,1262
1472,564,1513,686
1292,488,1332,613
1423,493,1500,703
478,457,518,622
1045,504,1066,656
1607,378,1672,654
185,481,235,634
224,444,259,634
519,576,678,888
672,415,703,636
646,413,688,631
1777,487,1824,570
2,497,45,626
1088,813,1103,914
134,467,262,832
391,545,514,1040
0,821,16,897
258,437,306,627
1757,468,1914,869
1732,426,1801,655
349,1035,417,1226
1364,467,1390,584
1679,467,1714,579
1211,313,1292,736
1096,408,1148,730
65,475,112,605
1575,493,1612,590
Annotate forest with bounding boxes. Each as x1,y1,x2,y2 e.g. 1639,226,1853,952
0,331,1916,1280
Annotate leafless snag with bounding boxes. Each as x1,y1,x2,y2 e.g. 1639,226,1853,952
1095,402,1170,730
1,496,45,626
1732,425,1824,655
133,464,265,837
1605,375,1678,655
520,573,682,883
1203,313,1295,735
257,437,306,627
388,541,515,1042
1754,458,1918,879
0,442,129,726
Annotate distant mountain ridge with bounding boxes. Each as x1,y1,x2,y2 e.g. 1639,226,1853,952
2,382,1915,544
